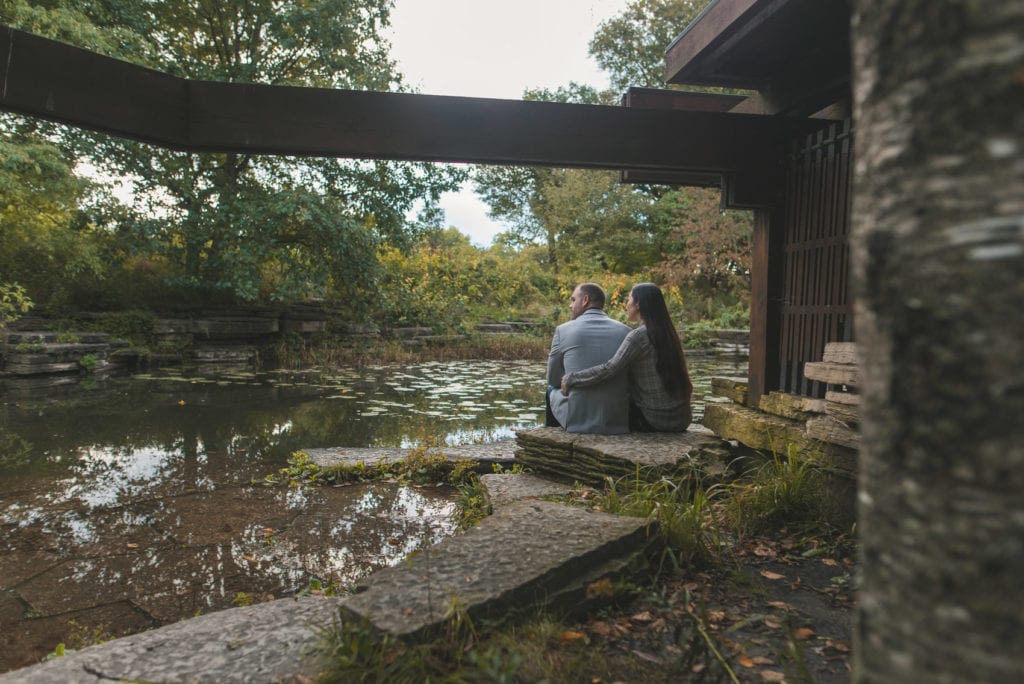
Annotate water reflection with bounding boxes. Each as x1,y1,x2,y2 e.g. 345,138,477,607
0,357,745,672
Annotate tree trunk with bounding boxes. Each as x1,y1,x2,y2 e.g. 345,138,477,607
851,2,1024,681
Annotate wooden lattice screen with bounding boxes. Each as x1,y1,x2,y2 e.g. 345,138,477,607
778,119,855,397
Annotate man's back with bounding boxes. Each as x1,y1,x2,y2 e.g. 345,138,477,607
546,309,630,434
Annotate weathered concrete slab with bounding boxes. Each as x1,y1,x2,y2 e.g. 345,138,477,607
340,500,651,640
303,439,518,471
515,427,732,487
479,472,574,507
0,595,345,684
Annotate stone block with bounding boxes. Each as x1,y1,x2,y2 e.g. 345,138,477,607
822,342,858,364
711,376,749,404
803,361,859,388
825,390,860,425
806,415,860,450
758,391,825,421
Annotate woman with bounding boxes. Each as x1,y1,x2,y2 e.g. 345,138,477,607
560,283,693,432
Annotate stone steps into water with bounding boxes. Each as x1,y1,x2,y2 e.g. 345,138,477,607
0,465,651,683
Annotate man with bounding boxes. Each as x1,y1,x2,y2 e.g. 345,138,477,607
546,283,630,434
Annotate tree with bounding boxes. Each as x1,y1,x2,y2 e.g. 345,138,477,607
1,0,464,305
0,115,109,310
653,187,752,310
589,0,708,92
851,2,1024,680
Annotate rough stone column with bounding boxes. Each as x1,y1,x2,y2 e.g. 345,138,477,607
850,2,1024,682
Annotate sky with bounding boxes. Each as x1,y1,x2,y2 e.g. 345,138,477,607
385,0,635,246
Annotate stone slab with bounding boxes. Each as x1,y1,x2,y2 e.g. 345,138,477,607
803,361,859,388
340,500,649,640
822,342,859,364
825,392,860,425
711,376,749,404
0,595,344,684
514,427,731,487
806,415,861,450
303,440,518,471
757,391,826,421
479,473,574,507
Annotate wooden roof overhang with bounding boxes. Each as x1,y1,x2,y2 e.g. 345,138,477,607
664,0,851,118
0,25,821,209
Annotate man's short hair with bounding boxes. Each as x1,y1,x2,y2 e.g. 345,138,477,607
578,283,606,310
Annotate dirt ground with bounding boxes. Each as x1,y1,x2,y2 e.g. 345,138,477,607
572,532,856,683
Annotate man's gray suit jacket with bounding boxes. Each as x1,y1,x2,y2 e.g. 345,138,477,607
546,308,630,434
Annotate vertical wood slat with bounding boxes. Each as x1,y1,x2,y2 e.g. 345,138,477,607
776,120,855,397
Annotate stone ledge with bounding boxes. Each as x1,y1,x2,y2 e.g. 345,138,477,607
515,427,733,487
702,403,856,476
479,473,574,508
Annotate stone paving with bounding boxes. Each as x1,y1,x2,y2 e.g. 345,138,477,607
1,431,723,683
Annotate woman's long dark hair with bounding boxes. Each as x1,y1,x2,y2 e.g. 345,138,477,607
632,283,693,400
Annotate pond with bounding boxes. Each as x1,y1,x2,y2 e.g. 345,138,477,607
0,356,745,672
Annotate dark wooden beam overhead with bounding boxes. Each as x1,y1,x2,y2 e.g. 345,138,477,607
621,87,748,112
1,25,798,197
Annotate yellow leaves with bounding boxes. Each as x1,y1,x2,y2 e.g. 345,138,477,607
586,578,615,599
559,630,586,643
759,569,786,581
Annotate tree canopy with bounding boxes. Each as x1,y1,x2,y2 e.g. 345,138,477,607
0,0,464,307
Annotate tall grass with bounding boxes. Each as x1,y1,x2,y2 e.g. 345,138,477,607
723,443,825,537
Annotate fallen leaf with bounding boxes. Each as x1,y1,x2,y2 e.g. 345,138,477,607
178,400,186,406
631,611,654,623
707,610,727,622
465,576,473,583
761,670,787,682
753,656,775,665
760,570,786,581
691,664,706,673
590,621,612,637
794,627,815,640
790,577,803,590
739,656,755,668
764,618,782,629
753,543,777,557
126,543,139,549
826,639,851,653
822,558,840,567
242,555,258,563
768,600,794,610
560,631,586,643
587,578,615,599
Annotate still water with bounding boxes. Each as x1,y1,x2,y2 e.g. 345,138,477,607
0,357,745,671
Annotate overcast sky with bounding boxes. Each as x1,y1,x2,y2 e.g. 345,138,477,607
385,0,635,246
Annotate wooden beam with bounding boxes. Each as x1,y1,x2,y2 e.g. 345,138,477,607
746,205,784,407
621,87,748,112
0,26,791,184
619,169,722,186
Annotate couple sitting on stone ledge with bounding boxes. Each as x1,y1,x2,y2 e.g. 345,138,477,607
545,282,693,435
